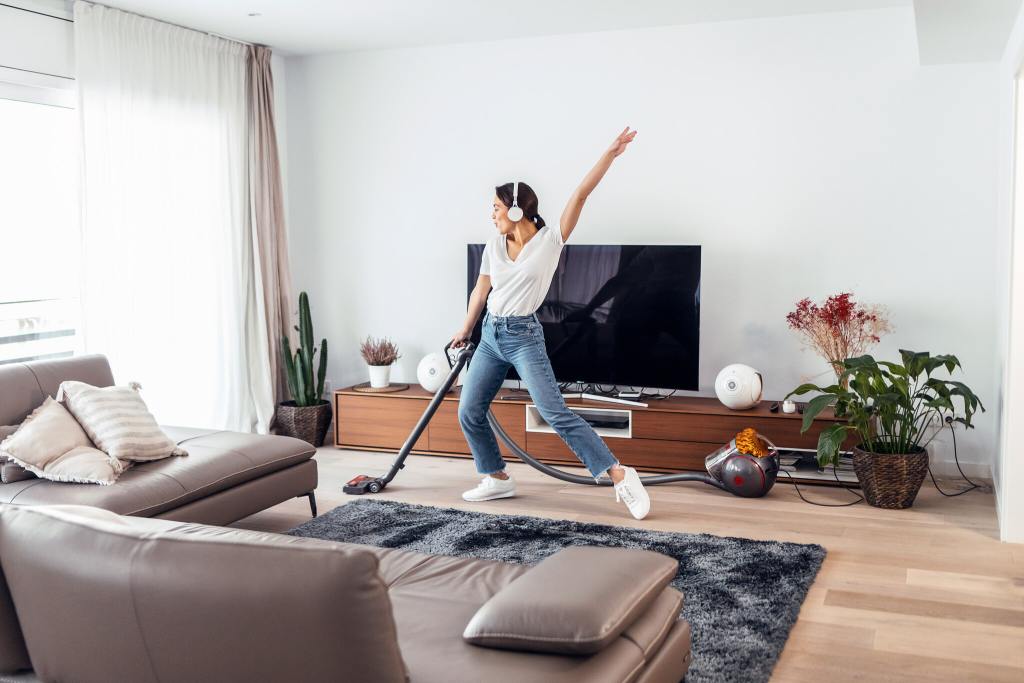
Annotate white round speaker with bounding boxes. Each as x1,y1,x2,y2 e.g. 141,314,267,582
417,353,452,393
506,205,524,222
714,364,764,410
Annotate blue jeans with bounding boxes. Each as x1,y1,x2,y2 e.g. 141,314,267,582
458,312,619,479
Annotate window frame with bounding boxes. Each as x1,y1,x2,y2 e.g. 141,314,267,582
0,77,80,364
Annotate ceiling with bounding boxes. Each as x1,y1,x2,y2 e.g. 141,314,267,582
914,0,1021,64
29,0,1024,63
89,0,913,55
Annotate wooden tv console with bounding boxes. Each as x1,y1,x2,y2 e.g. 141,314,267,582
334,385,853,484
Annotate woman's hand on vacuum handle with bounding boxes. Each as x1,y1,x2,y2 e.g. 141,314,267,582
450,327,472,349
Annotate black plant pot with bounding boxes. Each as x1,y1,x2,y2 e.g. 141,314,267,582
851,444,929,509
276,400,332,447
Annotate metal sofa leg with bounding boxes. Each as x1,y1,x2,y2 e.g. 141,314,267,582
301,491,317,517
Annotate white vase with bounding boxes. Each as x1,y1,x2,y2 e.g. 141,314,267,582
368,364,391,388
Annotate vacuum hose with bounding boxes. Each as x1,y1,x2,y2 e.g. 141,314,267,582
485,411,727,490
445,341,728,491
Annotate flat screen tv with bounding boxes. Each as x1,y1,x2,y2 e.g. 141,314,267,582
467,244,701,390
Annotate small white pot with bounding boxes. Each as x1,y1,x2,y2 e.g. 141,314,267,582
368,364,392,388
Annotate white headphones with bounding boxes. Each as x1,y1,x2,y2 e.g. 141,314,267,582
507,181,524,222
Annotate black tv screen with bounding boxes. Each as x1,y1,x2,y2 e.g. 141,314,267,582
467,244,701,390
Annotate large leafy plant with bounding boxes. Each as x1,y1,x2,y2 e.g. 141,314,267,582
787,350,983,466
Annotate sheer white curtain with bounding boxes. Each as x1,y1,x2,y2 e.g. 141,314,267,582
74,1,274,432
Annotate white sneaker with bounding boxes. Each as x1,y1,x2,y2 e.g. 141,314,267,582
613,466,651,520
462,475,516,502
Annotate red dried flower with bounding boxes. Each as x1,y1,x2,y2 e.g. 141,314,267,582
787,292,892,383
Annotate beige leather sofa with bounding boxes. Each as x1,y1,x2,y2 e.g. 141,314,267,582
0,355,318,525
0,505,692,683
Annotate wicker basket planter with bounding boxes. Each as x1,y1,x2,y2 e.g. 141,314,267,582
275,400,332,447
851,444,929,509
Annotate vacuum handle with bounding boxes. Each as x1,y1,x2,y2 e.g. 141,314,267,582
444,339,476,370
379,341,475,486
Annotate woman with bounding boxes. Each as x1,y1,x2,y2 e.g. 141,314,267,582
450,127,651,520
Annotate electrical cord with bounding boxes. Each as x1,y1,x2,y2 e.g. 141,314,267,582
928,417,981,497
642,389,677,400
779,460,865,507
782,417,980,506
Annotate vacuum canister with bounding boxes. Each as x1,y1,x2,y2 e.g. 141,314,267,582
705,428,780,497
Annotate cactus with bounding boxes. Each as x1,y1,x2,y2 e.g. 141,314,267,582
281,292,328,407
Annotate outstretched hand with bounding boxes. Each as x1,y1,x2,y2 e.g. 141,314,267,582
606,126,637,158
561,126,638,243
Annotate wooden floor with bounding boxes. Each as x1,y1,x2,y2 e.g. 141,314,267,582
236,448,1024,683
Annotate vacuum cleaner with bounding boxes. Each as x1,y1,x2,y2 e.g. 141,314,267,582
344,342,779,497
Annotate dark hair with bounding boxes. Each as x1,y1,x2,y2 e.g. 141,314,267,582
496,181,546,229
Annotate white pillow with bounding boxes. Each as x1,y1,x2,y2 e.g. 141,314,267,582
56,381,186,462
0,424,36,483
0,398,125,485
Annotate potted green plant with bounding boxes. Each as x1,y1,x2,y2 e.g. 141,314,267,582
277,292,331,447
787,350,983,509
360,336,401,388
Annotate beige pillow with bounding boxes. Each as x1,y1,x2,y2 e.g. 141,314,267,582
0,424,35,484
0,398,125,485
56,381,186,462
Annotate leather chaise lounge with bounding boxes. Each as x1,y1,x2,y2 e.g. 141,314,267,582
0,505,693,682
0,355,318,525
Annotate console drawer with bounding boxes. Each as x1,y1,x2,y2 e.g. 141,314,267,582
336,394,428,450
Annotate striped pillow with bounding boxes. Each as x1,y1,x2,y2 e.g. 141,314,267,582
56,381,187,462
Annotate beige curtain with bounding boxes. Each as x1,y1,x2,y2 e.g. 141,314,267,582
247,45,295,416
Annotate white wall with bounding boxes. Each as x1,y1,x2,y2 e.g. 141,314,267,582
284,6,1000,477
995,5,1024,542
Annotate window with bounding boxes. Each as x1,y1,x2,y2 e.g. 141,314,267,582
0,90,80,364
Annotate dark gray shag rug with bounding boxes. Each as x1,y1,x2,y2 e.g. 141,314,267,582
288,499,825,683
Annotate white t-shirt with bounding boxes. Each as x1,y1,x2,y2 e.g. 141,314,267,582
479,225,564,317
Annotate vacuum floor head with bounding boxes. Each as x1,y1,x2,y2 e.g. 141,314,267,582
343,475,384,495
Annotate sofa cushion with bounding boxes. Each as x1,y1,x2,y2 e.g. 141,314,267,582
0,398,124,486
0,505,408,683
363,545,530,598
20,355,115,400
355,544,684,683
0,432,315,518
388,592,646,683
463,546,679,655
56,382,184,462
0,431,315,517
0,367,46,429
153,430,316,499
0,354,114,434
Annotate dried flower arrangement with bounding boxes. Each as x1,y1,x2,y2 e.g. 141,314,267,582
786,293,891,385
360,336,401,366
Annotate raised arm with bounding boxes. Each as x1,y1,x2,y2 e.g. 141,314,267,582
559,127,637,243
